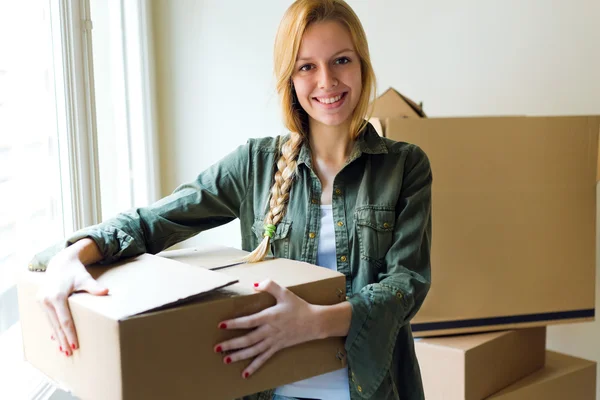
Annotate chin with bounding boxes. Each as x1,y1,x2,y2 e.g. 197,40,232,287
312,113,352,128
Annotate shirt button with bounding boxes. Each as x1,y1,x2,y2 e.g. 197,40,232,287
337,221,344,227
357,385,363,393
311,198,318,204
340,255,347,262
383,222,391,229
396,291,403,299
309,232,316,239
334,188,342,195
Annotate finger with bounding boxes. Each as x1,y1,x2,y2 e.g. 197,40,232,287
54,295,79,352
225,338,271,364
254,279,287,302
243,344,279,379
219,308,270,330
40,297,70,356
216,324,270,354
77,276,109,296
39,298,60,345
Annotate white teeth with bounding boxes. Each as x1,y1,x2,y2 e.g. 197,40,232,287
317,94,343,104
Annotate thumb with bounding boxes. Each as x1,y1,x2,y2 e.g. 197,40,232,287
78,277,109,296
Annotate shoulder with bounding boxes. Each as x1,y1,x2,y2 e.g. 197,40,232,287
380,136,426,159
245,134,289,154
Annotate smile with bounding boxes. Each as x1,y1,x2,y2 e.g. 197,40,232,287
313,92,347,108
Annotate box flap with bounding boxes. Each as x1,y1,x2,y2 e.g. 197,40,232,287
158,245,248,270
71,253,238,320
370,87,426,119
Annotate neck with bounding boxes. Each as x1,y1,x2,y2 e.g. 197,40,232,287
308,118,354,165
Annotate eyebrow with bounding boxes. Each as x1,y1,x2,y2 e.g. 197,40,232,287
296,48,355,63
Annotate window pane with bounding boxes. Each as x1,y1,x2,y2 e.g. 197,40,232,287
0,1,65,291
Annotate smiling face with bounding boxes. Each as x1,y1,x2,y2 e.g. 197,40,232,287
291,20,363,131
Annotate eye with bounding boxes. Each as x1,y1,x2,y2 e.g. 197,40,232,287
299,64,313,72
335,56,351,65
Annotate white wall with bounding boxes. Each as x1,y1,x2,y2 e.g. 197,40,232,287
151,0,600,396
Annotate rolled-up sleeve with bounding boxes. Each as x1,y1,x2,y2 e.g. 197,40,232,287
345,144,432,398
28,141,253,271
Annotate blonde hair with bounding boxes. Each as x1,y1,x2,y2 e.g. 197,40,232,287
245,0,377,262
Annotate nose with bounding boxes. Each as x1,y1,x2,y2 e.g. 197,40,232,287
318,65,338,90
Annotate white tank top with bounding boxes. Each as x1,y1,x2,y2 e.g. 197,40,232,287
274,205,351,400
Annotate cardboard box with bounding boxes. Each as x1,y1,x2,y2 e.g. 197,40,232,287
369,88,426,136
379,115,599,336
487,350,596,399
371,87,427,119
18,246,348,400
415,327,546,400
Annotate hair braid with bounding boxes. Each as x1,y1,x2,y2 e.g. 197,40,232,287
244,132,304,263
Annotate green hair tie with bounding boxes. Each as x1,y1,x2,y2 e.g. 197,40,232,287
263,224,276,238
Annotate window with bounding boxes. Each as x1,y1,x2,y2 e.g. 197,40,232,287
0,0,158,398
0,0,66,321
0,0,101,398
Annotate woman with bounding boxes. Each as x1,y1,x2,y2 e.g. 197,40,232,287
31,1,432,399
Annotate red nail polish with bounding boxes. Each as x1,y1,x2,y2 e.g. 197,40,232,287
253,282,259,287
51,335,55,340
59,346,63,352
219,322,227,329
71,343,76,350
244,372,250,379
215,345,222,353
65,351,69,357
225,356,232,364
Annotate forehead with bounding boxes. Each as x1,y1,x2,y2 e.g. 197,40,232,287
297,20,355,59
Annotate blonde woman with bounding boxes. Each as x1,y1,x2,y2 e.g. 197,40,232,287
32,1,432,399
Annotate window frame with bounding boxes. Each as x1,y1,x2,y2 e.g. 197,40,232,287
1,0,159,398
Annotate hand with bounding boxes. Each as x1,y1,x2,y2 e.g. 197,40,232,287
214,279,321,379
36,251,109,357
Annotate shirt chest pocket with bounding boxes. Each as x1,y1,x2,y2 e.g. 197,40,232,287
354,206,395,267
252,219,292,259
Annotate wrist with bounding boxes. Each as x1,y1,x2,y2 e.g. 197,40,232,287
61,238,102,266
311,301,352,340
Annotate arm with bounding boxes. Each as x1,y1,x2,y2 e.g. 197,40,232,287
29,141,252,271
345,145,432,397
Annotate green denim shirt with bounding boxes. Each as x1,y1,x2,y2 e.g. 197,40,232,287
30,123,432,400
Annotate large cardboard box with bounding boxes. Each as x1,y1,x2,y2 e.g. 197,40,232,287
18,247,347,400
487,350,596,399
415,327,546,400
380,115,599,336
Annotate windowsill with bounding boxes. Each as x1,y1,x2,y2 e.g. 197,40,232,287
0,322,55,399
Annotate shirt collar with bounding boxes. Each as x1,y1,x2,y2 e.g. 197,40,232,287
297,121,388,169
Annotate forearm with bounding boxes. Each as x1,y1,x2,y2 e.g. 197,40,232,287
312,301,352,340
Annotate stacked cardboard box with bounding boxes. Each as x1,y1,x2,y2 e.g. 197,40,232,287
371,88,599,399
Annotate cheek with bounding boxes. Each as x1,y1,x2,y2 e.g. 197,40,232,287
292,78,310,97
292,79,313,108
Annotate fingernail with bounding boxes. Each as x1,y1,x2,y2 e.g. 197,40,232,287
215,345,222,353
59,346,63,352
225,356,232,364
65,351,70,357
253,282,259,288
51,335,55,341
243,372,250,379
219,322,227,329
71,343,76,350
